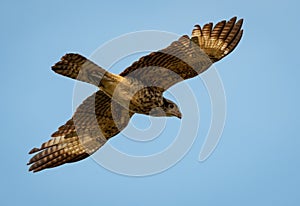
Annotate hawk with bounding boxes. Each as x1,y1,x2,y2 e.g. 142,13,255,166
28,17,243,172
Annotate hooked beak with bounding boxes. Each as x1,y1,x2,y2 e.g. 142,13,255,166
174,111,182,119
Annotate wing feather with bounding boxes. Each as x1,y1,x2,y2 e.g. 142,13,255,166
219,17,237,40
28,90,134,172
120,17,243,90
211,20,226,40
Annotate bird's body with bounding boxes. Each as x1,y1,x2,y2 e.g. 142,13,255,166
28,17,244,172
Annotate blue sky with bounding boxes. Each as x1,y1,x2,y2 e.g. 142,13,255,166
1,0,300,205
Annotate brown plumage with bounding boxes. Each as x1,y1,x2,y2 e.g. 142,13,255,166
28,91,133,172
28,17,243,172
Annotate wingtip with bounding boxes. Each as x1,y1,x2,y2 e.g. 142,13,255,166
231,16,244,24
28,147,40,154
28,165,34,172
230,16,237,22
237,18,244,28
28,167,38,173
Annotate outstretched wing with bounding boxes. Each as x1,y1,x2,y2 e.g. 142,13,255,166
120,17,243,91
28,90,133,172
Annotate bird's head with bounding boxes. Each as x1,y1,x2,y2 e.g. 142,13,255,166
161,98,182,119
148,98,182,119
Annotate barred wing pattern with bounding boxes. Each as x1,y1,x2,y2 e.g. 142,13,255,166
28,91,133,172
120,17,243,91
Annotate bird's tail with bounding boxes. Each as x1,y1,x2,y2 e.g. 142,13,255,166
27,121,105,172
52,53,123,89
191,16,243,62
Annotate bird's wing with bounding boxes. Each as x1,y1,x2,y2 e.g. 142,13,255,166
120,17,243,91
28,90,134,172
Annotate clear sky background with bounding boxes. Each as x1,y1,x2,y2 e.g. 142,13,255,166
1,0,299,205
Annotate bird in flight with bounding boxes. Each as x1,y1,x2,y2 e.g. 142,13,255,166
28,17,243,172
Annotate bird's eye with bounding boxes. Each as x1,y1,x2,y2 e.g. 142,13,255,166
169,104,174,109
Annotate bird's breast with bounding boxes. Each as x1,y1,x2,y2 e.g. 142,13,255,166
107,78,163,114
